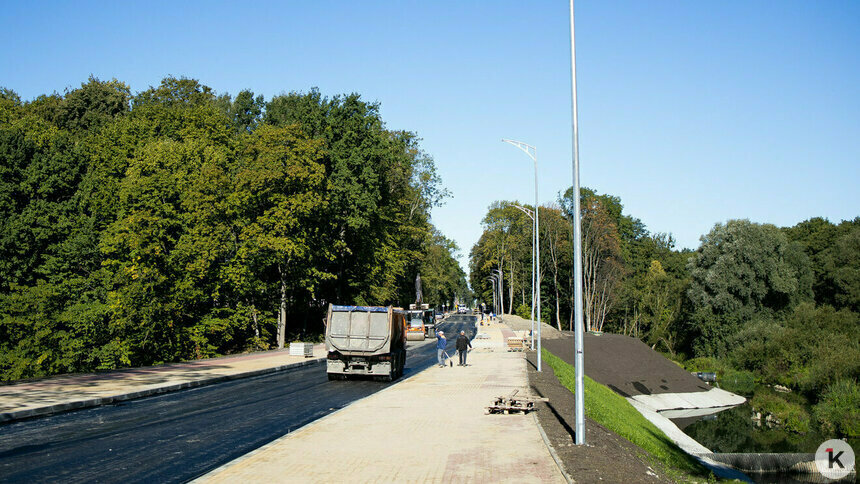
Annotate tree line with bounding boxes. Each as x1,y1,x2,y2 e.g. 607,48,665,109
470,189,859,439
0,77,468,381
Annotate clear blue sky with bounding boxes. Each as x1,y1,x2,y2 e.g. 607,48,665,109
3,1,858,272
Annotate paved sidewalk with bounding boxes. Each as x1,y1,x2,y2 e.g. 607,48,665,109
197,322,567,483
0,345,325,422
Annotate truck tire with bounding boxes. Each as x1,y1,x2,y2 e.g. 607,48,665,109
382,368,394,382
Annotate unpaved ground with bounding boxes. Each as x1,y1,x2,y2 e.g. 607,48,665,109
526,352,676,484
541,333,711,397
501,314,567,339
524,330,720,483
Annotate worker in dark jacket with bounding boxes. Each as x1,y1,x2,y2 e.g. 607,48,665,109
455,330,472,366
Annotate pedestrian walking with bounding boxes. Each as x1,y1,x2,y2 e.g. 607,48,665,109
456,330,472,366
436,331,447,367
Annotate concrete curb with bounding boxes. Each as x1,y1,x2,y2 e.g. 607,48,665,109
0,358,325,424
532,412,574,484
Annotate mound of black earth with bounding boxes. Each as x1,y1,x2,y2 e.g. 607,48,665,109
542,333,711,397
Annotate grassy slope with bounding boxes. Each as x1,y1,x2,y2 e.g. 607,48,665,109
542,348,714,481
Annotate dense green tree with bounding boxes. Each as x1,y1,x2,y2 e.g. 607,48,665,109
0,78,460,380
265,90,445,307
56,77,130,133
469,202,532,314
229,124,326,348
729,303,859,393
686,220,813,357
784,217,860,309
418,230,469,308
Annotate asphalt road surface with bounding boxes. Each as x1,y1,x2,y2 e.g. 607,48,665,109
0,318,475,483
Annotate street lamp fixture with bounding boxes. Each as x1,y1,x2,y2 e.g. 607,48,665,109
502,139,541,372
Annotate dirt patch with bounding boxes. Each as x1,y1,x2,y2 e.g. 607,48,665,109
542,333,711,397
525,352,676,483
501,315,567,340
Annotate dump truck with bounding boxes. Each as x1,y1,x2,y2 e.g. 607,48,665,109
325,304,407,381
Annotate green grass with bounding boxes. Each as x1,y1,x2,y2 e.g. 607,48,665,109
542,348,715,481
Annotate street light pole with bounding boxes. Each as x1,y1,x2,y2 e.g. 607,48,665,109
569,0,586,445
512,204,536,350
487,275,499,317
492,268,504,316
502,139,541,372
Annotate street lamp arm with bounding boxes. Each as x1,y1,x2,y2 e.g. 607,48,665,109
501,139,537,162
511,204,535,221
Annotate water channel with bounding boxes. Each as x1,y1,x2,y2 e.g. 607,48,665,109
673,403,827,453
668,394,857,483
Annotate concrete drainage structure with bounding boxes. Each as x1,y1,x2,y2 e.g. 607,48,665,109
627,388,857,482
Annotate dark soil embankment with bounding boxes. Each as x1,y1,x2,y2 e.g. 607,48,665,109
542,333,711,397
526,353,675,484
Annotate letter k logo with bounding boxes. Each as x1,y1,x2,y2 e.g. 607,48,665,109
816,440,854,479
827,448,845,469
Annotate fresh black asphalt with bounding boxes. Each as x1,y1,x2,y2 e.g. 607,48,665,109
0,319,474,483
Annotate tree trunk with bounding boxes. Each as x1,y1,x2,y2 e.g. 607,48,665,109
251,305,260,339
498,263,504,315
277,265,287,349
508,261,514,315
554,273,561,331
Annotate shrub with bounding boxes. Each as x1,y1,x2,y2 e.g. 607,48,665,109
683,356,725,374
515,303,531,320
814,379,860,437
720,368,755,396
751,392,811,433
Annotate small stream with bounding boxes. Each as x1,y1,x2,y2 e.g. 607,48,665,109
671,403,834,453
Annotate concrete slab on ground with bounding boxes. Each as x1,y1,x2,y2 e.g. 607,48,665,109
627,393,752,482
630,387,746,413
197,323,566,484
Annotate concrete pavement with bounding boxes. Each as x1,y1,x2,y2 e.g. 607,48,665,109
197,320,568,483
0,344,326,422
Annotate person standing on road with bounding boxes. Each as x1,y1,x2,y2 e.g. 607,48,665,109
456,330,472,366
436,330,447,367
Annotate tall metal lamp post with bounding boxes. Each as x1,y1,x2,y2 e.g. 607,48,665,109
569,0,585,445
492,268,504,316
486,275,499,317
512,204,536,350
501,139,541,372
